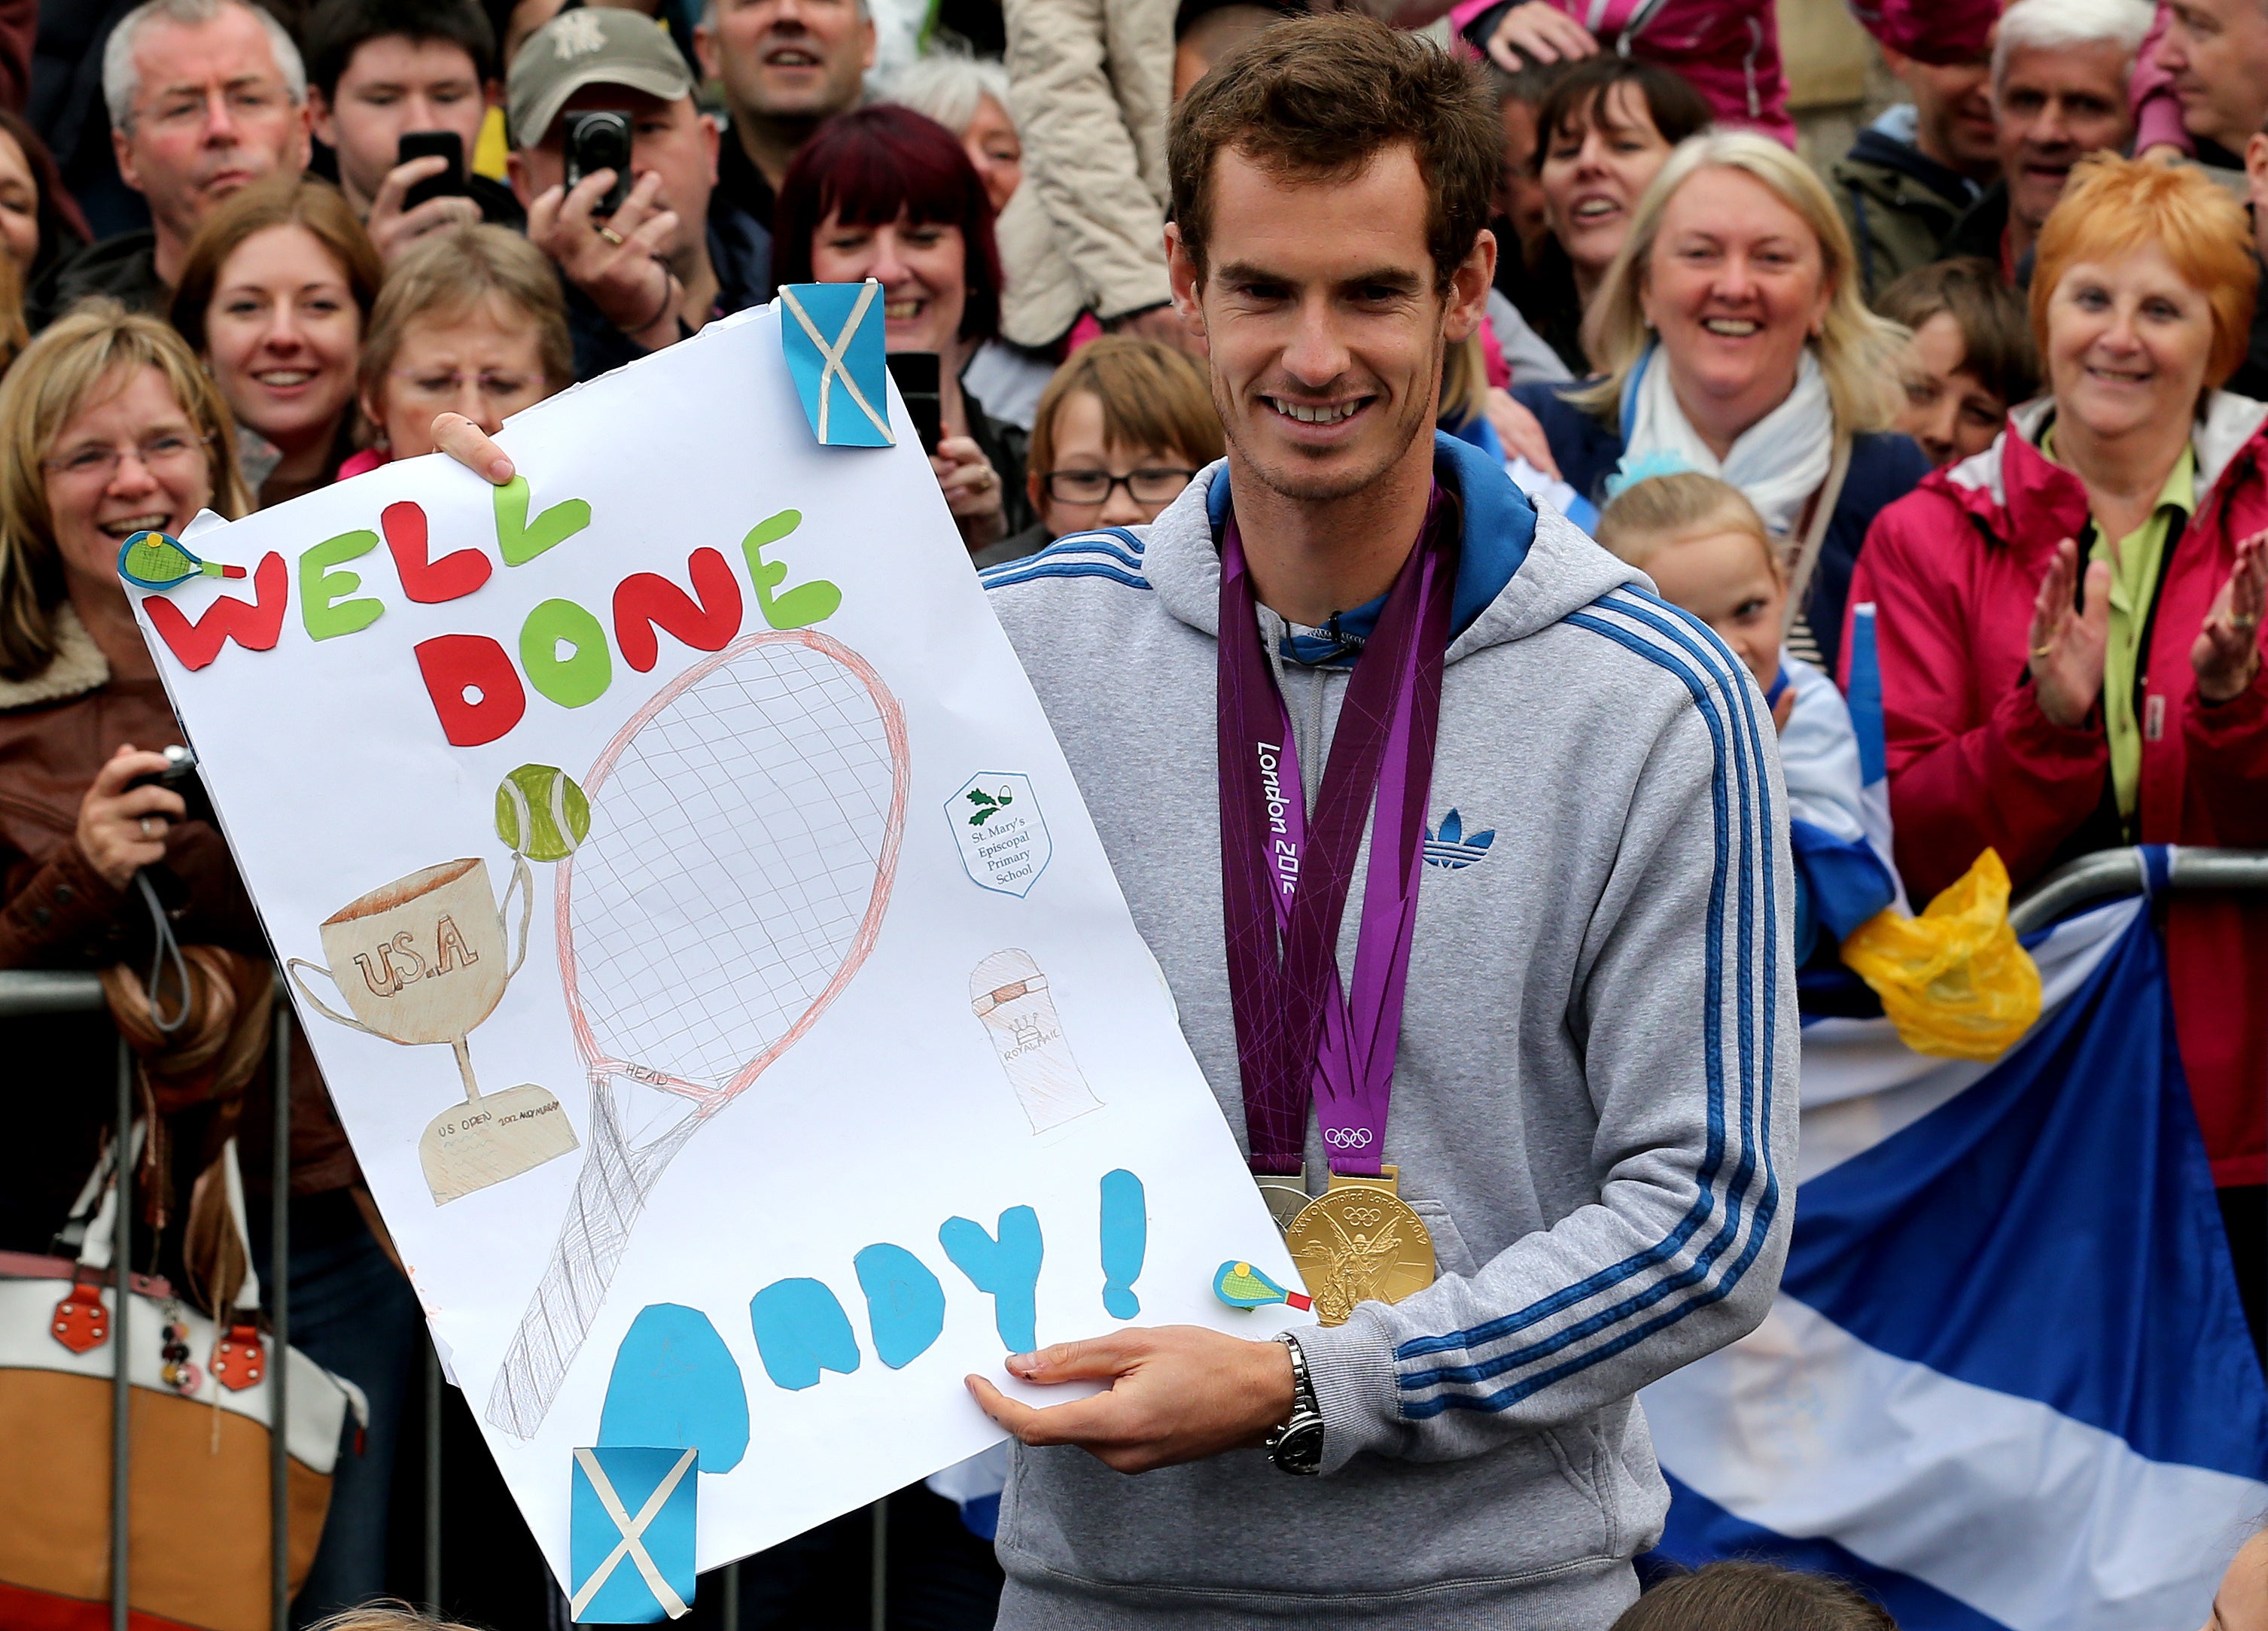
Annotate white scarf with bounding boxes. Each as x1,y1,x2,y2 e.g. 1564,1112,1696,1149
1621,344,1834,539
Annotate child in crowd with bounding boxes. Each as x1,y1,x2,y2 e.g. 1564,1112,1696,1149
1597,473,1902,962
980,336,1223,568
307,1606,480,1631
1876,257,2038,468
2203,1526,2268,1631
1612,1561,1898,1630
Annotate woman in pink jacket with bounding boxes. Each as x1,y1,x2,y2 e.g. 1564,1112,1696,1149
1845,157,2268,1343
1449,0,1999,148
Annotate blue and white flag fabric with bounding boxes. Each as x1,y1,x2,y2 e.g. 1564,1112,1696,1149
1645,894,2268,1629
927,1441,1010,1540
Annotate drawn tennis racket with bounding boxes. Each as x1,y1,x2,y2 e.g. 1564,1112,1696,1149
486,629,909,1438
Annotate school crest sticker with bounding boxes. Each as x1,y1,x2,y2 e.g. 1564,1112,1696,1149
949,771,1052,897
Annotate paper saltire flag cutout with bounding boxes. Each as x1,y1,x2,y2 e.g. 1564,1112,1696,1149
571,1446,699,1623
778,279,894,447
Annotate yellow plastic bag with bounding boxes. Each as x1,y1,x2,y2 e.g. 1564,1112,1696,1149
1840,848,2043,1061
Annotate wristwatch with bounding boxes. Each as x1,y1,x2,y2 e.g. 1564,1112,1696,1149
1265,1332,1325,1477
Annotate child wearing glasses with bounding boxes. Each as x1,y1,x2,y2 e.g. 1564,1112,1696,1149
977,336,1225,568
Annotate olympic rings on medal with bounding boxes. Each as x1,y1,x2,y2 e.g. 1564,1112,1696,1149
1323,1127,1374,1149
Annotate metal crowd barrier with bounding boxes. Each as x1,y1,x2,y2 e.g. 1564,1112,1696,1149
0,975,294,1629
2008,844,2268,934
20,843,2261,1626
0,969,904,1631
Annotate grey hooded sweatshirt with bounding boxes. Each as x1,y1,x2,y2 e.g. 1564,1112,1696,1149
979,434,1798,1629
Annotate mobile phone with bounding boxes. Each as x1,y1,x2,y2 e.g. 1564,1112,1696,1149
886,351,943,455
397,130,467,211
125,744,217,828
565,111,635,218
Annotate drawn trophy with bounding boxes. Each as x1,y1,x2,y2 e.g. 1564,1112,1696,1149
970,948,1103,1133
288,855,578,1204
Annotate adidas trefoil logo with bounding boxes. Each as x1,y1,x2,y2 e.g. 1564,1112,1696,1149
1423,808,1494,869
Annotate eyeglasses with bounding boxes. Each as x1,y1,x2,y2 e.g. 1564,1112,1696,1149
43,432,213,485
137,84,290,134
391,370,545,406
1040,467,1197,506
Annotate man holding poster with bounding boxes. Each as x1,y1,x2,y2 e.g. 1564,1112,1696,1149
442,14,1795,1625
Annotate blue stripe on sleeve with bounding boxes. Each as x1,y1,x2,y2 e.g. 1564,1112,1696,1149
981,559,1151,593
1393,590,1782,1414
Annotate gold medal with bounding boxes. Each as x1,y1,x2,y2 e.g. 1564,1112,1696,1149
1282,1167,1435,1325
1255,1167,1312,1234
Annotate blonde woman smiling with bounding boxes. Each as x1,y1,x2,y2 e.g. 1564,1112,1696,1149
1511,130,1928,674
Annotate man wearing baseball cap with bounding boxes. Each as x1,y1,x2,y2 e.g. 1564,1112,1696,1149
506,7,772,380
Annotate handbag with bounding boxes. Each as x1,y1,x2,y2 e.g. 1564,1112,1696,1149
0,1130,367,1631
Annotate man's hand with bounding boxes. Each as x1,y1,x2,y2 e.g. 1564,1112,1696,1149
967,1326,1297,1474
367,155,483,264
528,167,682,350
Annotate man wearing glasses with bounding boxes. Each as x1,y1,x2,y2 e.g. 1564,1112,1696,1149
31,0,312,332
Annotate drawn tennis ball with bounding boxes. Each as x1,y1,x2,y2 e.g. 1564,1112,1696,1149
495,765,590,862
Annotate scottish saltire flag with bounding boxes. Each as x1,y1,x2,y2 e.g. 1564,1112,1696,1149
1643,893,2268,1628
928,1441,1010,1540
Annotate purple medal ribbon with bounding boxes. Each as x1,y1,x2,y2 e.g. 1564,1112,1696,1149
1217,488,1455,1179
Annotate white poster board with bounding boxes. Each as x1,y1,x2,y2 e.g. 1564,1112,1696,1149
129,306,1298,1584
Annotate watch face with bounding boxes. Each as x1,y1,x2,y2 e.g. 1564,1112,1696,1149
1273,1419,1326,1474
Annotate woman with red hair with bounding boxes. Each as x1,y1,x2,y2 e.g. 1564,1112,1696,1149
774,105,1029,555
1849,155,2268,1353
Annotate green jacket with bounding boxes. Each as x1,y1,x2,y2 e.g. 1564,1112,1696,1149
1831,129,1983,301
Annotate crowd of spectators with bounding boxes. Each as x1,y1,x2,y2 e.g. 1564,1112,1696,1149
0,0,2264,1625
